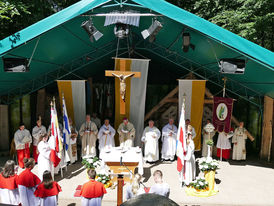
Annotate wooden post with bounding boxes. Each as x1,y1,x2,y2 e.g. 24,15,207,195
260,96,273,161
36,89,46,120
117,174,124,206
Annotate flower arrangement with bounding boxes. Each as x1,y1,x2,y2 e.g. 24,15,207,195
189,177,209,190
96,173,111,184
82,156,102,169
197,157,219,172
206,139,214,146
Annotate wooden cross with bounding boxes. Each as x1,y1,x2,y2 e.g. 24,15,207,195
105,70,141,114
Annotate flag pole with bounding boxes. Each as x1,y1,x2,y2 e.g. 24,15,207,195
220,77,227,161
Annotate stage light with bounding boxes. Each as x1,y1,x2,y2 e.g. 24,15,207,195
114,23,129,39
3,57,29,72
141,20,163,43
219,59,245,74
81,19,103,42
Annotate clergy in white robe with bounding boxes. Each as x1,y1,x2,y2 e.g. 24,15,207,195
180,133,196,186
79,114,98,157
32,118,47,163
117,118,136,147
67,118,78,164
161,118,177,161
202,119,216,157
98,119,115,153
149,170,170,197
185,119,196,139
232,122,248,160
141,120,161,162
14,123,32,168
217,130,234,160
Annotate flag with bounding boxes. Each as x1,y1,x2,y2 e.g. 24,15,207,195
62,95,71,151
177,102,187,172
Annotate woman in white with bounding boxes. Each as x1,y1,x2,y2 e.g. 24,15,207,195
98,119,115,153
126,173,145,200
141,120,161,162
37,134,52,181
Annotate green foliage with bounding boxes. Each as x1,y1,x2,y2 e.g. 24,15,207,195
189,177,209,190
206,139,214,146
82,156,101,169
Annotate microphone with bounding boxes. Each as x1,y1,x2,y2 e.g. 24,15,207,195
120,156,123,166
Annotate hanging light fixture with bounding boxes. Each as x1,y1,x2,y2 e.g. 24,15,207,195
81,19,103,42
141,19,163,43
114,23,129,39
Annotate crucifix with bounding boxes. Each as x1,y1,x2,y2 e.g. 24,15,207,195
105,68,141,114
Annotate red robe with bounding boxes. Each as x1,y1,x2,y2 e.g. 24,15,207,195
80,180,107,198
0,173,18,190
18,168,41,187
34,181,62,198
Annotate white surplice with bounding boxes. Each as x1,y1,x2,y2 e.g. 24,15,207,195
0,188,20,205
32,125,47,147
232,127,248,160
149,182,170,197
98,124,116,152
18,185,40,206
217,131,233,149
14,129,32,150
141,126,161,162
202,123,215,157
161,124,177,160
37,140,52,181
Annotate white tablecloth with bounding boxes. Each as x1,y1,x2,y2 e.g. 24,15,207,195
100,147,144,175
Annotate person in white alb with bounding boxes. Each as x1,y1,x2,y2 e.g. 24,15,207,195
149,170,170,197
32,117,47,163
141,120,161,163
217,129,234,160
67,118,78,164
232,122,248,160
185,119,196,139
117,118,136,147
161,118,177,161
98,119,116,153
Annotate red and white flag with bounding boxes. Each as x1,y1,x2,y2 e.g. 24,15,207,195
177,102,187,172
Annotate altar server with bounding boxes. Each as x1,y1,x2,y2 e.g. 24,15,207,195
117,118,136,147
80,169,107,206
37,134,52,181
14,122,32,168
18,158,40,206
79,114,98,157
32,118,47,163
185,119,196,139
232,122,248,160
0,160,20,205
98,119,115,152
161,118,177,161
202,119,216,157
149,170,170,197
126,173,145,200
141,120,161,162
217,129,234,160
67,118,78,164
34,170,62,206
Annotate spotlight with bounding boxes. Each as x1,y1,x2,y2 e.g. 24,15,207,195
219,59,245,74
141,20,162,43
114,23,129,39
3,57,29,72
81,19,103,42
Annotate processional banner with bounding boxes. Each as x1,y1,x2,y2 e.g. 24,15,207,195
114,58,149,146
57,80,86,130
213,97,233,133
178,80,206,151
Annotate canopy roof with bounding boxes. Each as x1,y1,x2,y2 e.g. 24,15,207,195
0,0,273,106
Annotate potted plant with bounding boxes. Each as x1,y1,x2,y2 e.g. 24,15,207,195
189,177,209,192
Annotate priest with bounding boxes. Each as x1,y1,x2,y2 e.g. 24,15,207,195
232,122,248,160
202,119,215,157
98,119,116,153
79,114,98,157
117,118,135,147
14,122,32,168
161,118,177,161
32,117,47,163
141,120,161,163
216,129,234,160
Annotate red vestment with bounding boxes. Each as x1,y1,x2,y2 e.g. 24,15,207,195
80,180,107,198
34,181,62,198
18,168,41,187
0,173,18,190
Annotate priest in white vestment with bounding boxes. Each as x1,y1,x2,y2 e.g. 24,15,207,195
232,122,248,160
161,118,177,161
67,118,78,164
98,119,116,153
217,130,234,160
185,119,196,139
32,118,47,163
141,120,161,163
202,119,216,157
117,118,136,147
79,114,98,157
14,123,32,168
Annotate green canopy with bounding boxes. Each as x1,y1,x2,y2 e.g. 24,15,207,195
0,0,273,106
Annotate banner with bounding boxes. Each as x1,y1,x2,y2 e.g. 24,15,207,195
57,80,86,130
213,97,233,133
178,80,206,151
114,58,149,146
62,96,71,162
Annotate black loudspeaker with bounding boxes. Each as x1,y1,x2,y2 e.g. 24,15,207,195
219,58,245,74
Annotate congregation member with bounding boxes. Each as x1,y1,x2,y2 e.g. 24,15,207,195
126,173,145,200
37,134,52,181
117,117,136,147
67,118,78,164
79,114,98,157
141,120,161,163
98,119,116,152
185,119,196,139
18,158,40,206
216,129,234,160
232,122,248,160
202,119,215,157
34,170,62,206
32,117,47,163
14,122,32,168
161,118,177,161
91,113,101,130
80,169,107,206
180,133,196,186
0,160,20,205
149,170,170,197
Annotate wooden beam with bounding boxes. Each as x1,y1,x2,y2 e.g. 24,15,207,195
204,99,214,104
165,98,178,103
105,70,141,78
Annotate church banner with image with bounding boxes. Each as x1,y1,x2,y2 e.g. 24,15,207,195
213,97,233,133
113,58,149,146
178,80,206,151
